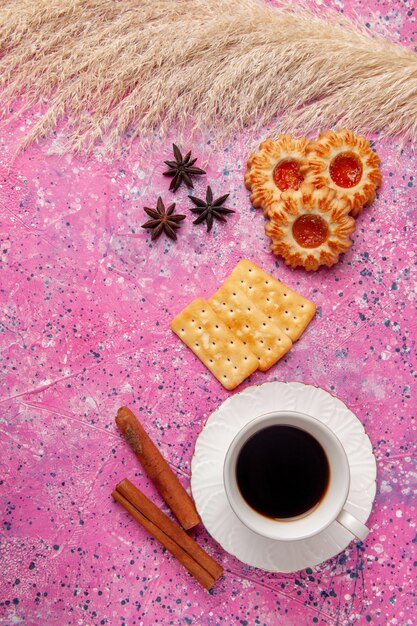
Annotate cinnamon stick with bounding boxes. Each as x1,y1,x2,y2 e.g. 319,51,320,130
112,479,223,590
115,406,200,529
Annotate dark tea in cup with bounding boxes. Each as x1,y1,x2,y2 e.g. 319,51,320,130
223,411,370,541
235,424,330,519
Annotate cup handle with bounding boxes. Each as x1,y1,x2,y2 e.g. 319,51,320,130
336,509,370,541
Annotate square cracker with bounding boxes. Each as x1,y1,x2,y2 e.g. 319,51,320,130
170,298,258,390
209,284,292,372
225,259,316,341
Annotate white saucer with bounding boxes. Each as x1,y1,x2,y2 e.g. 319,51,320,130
191,381,377,573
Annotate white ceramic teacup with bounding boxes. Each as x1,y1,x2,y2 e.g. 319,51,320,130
223,411,370,542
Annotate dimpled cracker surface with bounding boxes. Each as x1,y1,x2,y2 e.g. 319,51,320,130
1,1,417,623
171,298,258,389
209,283,292,371
227,259,316,341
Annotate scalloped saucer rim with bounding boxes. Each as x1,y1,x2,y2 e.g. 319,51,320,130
190,381,377,573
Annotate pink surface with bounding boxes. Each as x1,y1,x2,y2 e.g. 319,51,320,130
1,1,416,624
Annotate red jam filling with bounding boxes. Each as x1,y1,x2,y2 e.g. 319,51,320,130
273,159,304,191
329,152,363,188
292,214,329,248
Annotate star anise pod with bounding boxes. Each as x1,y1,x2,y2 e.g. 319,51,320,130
141,197,186,241
163,144,206,192
188,186,235,232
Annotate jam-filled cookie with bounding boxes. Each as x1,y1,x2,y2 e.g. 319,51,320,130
244,134,311,216
265,183,356,271
302,129,381,216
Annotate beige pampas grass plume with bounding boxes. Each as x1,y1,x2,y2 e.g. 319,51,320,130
1,0,417,152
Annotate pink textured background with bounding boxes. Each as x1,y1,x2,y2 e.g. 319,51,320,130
1,1,416,624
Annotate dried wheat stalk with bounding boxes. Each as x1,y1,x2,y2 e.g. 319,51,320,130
1,0,416,151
